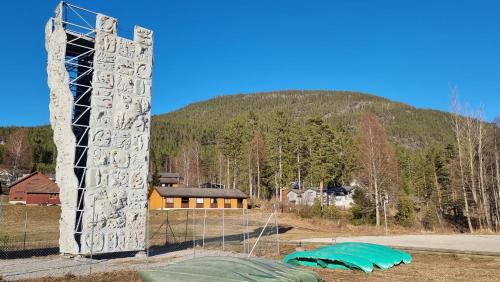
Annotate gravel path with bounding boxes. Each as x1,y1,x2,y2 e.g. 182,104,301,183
0,249,245,281
295,234,500,255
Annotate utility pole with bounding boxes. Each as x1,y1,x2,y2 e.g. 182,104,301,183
383,193,389,235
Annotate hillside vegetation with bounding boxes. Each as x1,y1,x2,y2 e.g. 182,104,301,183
151,90,454,158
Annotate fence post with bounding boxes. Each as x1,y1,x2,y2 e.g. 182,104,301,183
242,208,246,253
202,209,206,249
192,208,195,257
146,201,150,261
222,208,225,251
0,195,4,224
23,204,28,250
89,195,96,275
245,209,249,254
274,205,280,255
165,210,169,245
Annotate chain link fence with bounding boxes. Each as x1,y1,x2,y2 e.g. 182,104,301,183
0,195,281,280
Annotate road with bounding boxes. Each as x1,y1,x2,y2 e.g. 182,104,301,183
295,234,500,255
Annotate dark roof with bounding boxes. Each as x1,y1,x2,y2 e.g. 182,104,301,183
159,178,179,184
9,172,59,193
288,189,302,195
200,183,225,188
159,172,181,178
8,172,38,188
156,187,248,199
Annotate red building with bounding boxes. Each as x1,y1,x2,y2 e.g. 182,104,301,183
8,172,60,205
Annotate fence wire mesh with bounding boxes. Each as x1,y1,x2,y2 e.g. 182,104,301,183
0,196,281,281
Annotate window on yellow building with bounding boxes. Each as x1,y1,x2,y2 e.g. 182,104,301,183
224,198,231,204
166,197,174,203
196,198,203,204
210,198,217,204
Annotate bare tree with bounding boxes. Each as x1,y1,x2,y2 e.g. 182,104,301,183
477,110,492,230
4,129,31,183
357,112,399,226
450,90,474,232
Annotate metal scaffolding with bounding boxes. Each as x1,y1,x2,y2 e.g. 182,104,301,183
50,2,98,249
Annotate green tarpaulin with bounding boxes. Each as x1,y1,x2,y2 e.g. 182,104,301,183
283,242,412,273
139,256,321,282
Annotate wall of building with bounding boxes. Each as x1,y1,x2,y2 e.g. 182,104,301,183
147,193,248,209
26,193,60,205
149,189,163,209
8,186,26,203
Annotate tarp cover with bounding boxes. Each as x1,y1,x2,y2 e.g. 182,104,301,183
138,256,321,282
283,242,412,273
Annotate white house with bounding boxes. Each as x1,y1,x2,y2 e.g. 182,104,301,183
285,186,356,209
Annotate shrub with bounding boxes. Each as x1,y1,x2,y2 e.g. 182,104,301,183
322,205,340,219
421,207,438,230
310,199,322,218
350,188,376,225
395,195,415,227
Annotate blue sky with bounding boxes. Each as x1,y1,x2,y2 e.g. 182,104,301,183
0,0,498,126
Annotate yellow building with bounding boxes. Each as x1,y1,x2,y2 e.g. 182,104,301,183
149,187,249,209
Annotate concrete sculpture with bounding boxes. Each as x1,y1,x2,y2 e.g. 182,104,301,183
45,3,153,255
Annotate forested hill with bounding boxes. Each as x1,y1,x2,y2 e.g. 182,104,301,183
151,90,455,159
1,90,455,173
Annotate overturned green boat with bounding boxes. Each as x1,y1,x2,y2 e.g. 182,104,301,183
283,242,411,273
139,256,321,282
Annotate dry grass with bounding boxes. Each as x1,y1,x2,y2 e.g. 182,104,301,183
14,252,500,282
313,252,500,281
17,271,142,282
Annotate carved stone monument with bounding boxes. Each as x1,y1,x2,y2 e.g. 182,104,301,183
45,3,153,255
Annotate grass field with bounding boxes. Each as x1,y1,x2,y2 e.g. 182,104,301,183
0,202,466,251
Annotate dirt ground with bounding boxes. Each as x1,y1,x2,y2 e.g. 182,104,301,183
17,252,500,282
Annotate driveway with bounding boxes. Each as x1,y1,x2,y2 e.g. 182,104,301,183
294,234,500,255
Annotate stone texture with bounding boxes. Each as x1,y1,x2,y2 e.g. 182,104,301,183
46,6,153,255
45,3,80,255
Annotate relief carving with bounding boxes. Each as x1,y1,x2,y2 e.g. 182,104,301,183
109,169,129,188
113,94,137,129
135,97,151,114
129,171,145,189
117,38,135,58
93,110,112,127
116,57,134,75
85,232,104,252
135,27,153,46
93,95,113,109
92,129,111,147
94,70,114,88
131,134,147,151
115,74,134,93
133,114,149,132
95,51,115,64
97,15,117,34
134,44,152,63
96,33,117,53
126,209,146,229
111,149,130,168
91,148,109,166
134,79,151,96
135,63,152,79
112,131,131,149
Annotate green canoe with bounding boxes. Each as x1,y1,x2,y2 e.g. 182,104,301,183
283,242,411,273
